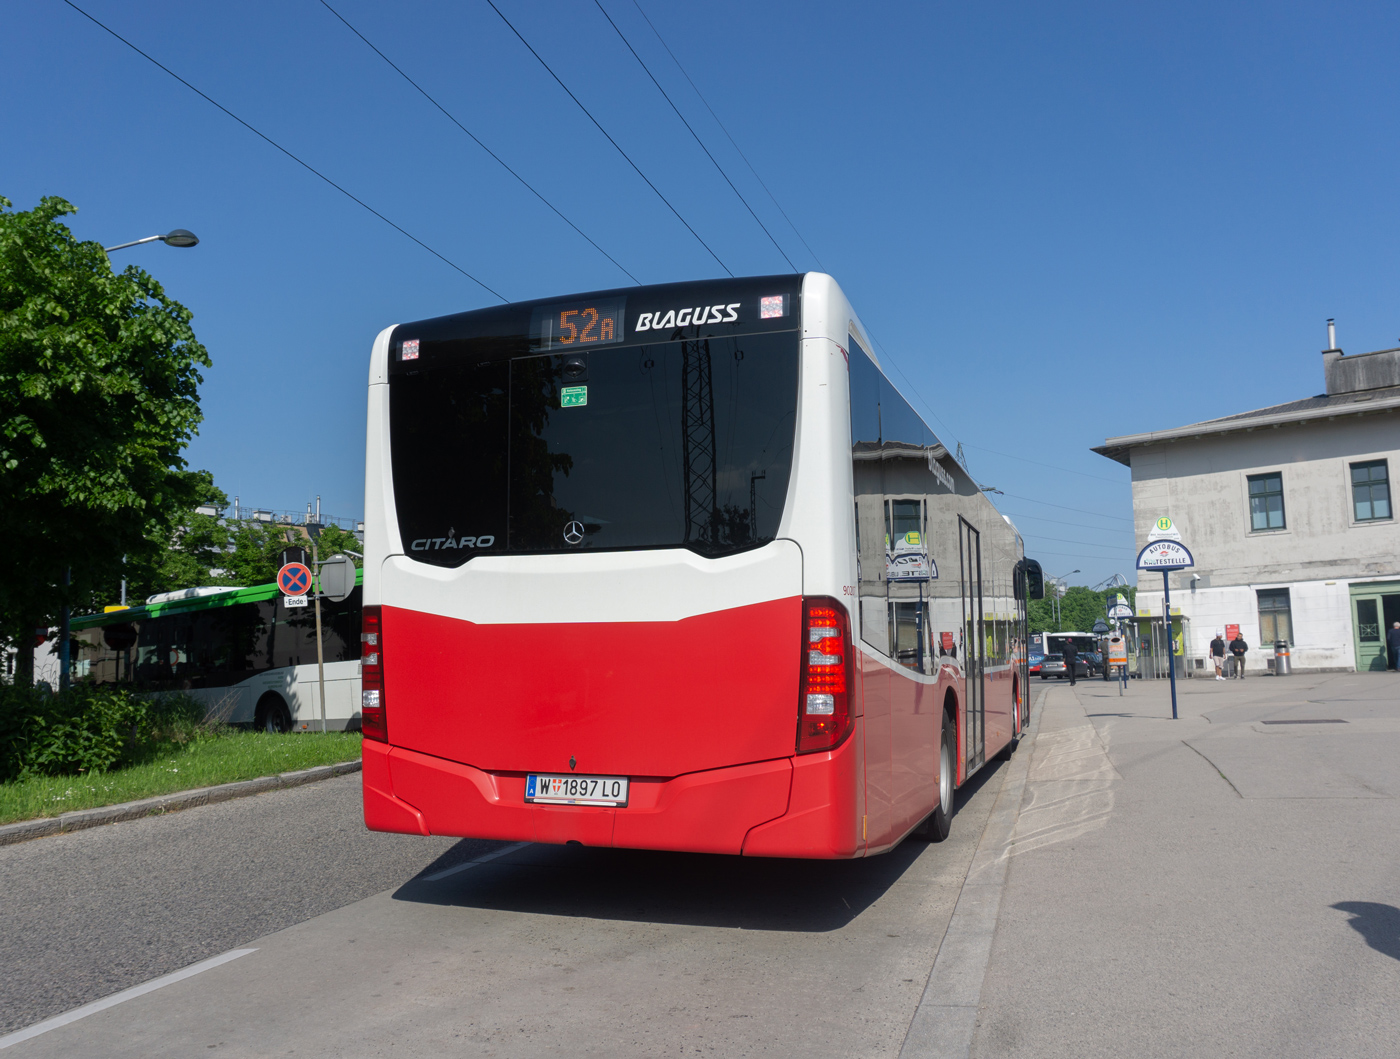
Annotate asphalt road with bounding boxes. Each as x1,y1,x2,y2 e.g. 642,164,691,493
1,752,1011,1056
0,774,490,1035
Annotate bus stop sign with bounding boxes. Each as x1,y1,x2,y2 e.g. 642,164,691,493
1135,540,1194,570
277,562,313,596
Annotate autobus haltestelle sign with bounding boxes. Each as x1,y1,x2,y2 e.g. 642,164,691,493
1135,540,1194,570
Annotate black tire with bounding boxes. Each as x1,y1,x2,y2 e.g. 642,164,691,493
255,693,292,733
923,714,954,842
912,711,957,846
1040,674,1048,681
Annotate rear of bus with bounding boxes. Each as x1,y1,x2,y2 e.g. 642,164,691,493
360,275,864,858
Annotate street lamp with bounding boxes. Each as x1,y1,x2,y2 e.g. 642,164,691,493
1049,569,1079,630
104,229,200,253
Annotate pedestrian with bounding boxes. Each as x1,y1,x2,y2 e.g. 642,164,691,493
1229,632,1248,679
1210,631,1227,680
1062,639,1079,687
1388,622,1400,671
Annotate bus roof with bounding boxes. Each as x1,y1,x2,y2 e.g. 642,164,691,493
70,566,364,631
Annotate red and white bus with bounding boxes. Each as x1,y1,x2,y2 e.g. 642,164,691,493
360,273,1042,858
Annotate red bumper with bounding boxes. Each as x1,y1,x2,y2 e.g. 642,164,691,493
362,734,861,859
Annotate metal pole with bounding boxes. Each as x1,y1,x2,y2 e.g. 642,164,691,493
313,541,327,733
103,235,164,253
59,567,71,693
1163,570,1178,719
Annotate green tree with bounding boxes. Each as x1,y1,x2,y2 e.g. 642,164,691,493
312,524,363,565
0,195,209,682
218,520,319,586
1029,585,1136,634
120,471,232,600
129,496,364,597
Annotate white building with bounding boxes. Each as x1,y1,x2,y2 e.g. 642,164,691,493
1094,340,1400,674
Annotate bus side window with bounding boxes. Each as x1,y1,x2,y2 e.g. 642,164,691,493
850,337,887,652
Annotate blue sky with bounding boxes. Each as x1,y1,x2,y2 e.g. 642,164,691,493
7,0,1399,587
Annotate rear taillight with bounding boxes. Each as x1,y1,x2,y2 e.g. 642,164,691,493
360,606,387,742
798,596,853,754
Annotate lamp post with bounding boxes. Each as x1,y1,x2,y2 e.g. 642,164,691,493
104,229,200,253
1049,569,1079,630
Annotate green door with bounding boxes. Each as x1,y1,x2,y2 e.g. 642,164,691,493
1351,582,1400,671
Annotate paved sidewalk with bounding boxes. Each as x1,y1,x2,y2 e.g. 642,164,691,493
972,671,1400,1058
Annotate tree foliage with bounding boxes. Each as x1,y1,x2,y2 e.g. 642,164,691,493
0,195,210,665
1029,585,1136,635
122,484,365,601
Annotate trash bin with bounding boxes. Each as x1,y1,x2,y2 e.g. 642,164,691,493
1274,641,1291,676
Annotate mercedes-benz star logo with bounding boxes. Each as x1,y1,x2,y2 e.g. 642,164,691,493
563,520,585,544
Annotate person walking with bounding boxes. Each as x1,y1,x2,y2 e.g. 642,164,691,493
1210,632,1227,680
1387,621,1400,671
1062,640,1079,687
1229,632,1248,679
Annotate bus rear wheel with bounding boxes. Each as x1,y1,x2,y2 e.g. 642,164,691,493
255,694,292,734
929,714,952,840
922,715,954,842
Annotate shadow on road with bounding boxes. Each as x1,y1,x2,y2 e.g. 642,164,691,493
1332,901,1400,962
391,759,1005,933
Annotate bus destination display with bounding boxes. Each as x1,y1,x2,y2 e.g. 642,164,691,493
530,297,625,352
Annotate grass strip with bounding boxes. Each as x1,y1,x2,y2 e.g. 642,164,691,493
0,731,362,826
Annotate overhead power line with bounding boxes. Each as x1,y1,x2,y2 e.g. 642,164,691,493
316,0,639,285
999,509,1135,533
630,0,827,273
961,442,1126,484
1029,548,1131,562
1019,532,1133,551
61,0,505,301
592,0,797,272
483,0,732,276
1001,491,1134,522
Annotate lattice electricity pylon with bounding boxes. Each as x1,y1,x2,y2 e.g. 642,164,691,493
1091,573,1129,591
681,339,717,542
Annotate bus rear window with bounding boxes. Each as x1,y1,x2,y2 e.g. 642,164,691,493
388,331,799,564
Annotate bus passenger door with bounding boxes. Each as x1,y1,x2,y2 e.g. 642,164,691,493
959,517,985,773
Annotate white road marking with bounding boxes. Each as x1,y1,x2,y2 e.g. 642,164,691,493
0,948,256,1051
423,841,530,881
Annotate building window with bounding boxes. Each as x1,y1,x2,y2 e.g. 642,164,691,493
1247,472,1286,531
1351,460,1391,522
1257,588,1293,645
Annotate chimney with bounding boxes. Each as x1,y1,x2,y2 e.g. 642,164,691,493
1321,317,1400,395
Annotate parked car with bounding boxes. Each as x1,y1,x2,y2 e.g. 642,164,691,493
1080,650,1103,677
1040,654,1092,680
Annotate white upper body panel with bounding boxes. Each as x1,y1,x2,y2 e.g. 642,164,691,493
363,274,867,625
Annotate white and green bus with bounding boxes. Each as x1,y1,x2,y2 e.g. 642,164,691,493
66,572,364,732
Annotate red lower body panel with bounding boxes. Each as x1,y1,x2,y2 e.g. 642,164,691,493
362,732,862,858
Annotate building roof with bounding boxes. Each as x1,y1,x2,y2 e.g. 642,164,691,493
1092,384,1400,466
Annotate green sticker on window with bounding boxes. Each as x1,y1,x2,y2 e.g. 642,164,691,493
561,385,588,407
